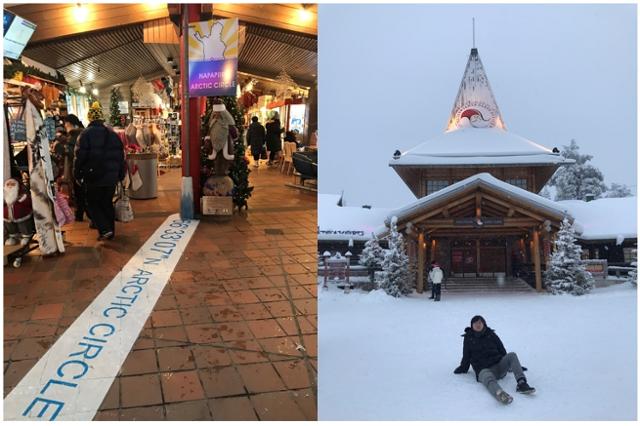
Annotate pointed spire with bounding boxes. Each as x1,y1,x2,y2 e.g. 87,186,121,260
446,48,506,131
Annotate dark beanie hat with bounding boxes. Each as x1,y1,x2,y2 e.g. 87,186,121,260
470,315,486,327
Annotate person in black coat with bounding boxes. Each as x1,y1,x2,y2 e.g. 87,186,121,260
265,112,283,166
246,116,266,168
63,114,86,221
74,103,125,240
453,315,535,404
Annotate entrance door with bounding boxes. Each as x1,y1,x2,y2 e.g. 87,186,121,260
478,238,507,277
451,240,477,277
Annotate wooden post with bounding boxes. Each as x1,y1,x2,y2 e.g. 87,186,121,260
532,229,542,292
417,233,425,293
505,237,512,277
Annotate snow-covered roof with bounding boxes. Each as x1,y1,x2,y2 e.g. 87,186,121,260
318,186,637,244
390,127,574,166
386,172,571,225
318,194,390,241
558,198,638,241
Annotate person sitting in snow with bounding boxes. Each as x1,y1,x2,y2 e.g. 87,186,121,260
453,315,535,404
428,262,444,301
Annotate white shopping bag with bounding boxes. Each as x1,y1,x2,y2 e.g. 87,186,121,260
131,169,143,191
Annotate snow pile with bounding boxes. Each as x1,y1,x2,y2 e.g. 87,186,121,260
319,284,637,420
361,288,396,304
558,197,637,241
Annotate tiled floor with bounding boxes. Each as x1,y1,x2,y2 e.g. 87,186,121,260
4,162,317,420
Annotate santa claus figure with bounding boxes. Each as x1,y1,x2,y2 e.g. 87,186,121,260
3,178,35,246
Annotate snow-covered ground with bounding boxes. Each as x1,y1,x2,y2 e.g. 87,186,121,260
319,282,637,420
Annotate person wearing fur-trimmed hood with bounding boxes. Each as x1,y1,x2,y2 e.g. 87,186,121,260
453,315,536,404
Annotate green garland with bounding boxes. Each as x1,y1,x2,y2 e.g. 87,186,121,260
3,59,68,85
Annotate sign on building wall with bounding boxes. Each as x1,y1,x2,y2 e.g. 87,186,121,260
188,18,238,97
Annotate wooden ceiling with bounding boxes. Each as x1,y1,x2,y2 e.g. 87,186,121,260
8,4,317,90
20,24,166,90
7,3,317,43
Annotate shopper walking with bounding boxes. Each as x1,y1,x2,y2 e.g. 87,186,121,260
265,112,284,166
63,114,86,221
246,116,266,168
74,102,125,240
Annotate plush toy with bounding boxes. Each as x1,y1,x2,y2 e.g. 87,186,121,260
204,101,236,176
3,178,35,246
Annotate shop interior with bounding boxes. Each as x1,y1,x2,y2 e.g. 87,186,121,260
3,3,317,263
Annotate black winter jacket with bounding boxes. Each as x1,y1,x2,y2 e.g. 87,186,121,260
74,121,125,187
246,121,266,151
265,119,283,152
458,326,507,380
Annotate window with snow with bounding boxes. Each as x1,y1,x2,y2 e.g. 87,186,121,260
426,180,449,195
506,178,527,190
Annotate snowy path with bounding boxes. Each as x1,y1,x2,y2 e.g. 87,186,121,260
319,283,637,420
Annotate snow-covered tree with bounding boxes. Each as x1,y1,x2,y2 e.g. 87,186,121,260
359,233,385,284
539,186,552,200
380,217,412,297
604,183,633,198
549,140,606,201
545,217,595,295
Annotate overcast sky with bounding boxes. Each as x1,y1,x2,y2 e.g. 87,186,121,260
318,4,637,208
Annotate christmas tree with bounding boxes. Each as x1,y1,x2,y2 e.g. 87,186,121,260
230,139,253,210
544,217,595,295
359,233,385,284
380,216,412,297
109,87,121,125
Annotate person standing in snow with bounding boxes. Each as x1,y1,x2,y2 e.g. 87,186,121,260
429,262,444,301
453,315,535,405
